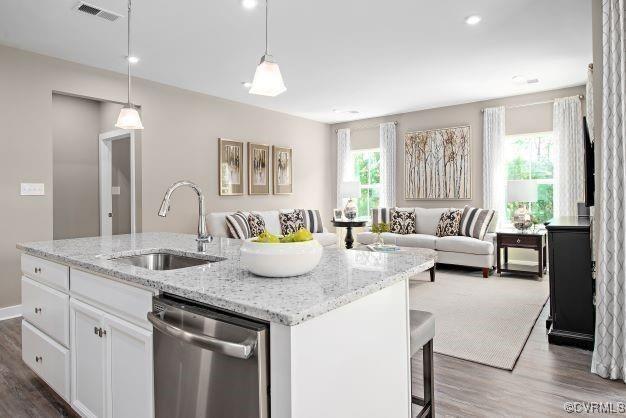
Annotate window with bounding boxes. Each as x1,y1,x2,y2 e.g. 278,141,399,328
351,149,381,217
503,132,554,224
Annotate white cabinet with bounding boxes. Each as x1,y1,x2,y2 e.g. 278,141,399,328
70,298,106,418
22,276,70,346
70,298,153,418
105,313,153,418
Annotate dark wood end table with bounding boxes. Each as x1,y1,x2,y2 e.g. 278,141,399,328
496,229,547,278
331,219,367,249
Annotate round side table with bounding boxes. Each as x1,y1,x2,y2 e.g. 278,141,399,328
331,219,367,249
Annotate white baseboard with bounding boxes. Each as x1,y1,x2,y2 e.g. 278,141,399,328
0,304,22,321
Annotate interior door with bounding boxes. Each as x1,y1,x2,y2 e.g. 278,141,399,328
104,313,153,418
70,299,106,418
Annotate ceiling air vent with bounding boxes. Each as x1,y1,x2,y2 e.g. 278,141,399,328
73,2,123,22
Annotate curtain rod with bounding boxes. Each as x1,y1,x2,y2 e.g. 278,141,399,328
335,121,397,133
480,94,585,113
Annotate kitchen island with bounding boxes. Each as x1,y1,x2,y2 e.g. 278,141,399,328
18,232,435,418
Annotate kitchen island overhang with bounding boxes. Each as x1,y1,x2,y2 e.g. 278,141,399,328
18,233,435,418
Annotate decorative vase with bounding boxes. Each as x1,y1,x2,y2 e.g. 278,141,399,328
513,204,532,230
344,198,357,219
375,232,384,246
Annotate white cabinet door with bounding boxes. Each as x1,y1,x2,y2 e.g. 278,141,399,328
104,313,153,418
71,299,106,418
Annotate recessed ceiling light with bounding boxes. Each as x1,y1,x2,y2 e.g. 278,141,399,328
126,55,140,64
512,75,533,85
333,109,359,114
241,0,258,10
242,81,252,89
465,15,482,25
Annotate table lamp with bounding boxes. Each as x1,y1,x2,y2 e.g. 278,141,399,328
341,181,361,219
507,180,538,230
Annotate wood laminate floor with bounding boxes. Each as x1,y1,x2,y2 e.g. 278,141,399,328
412,304,626,417
1,309,624,417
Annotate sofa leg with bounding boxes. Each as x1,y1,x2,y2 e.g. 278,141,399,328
482,268,490,278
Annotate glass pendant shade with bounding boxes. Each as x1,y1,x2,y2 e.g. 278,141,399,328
115,105,144,130
249,55,286,97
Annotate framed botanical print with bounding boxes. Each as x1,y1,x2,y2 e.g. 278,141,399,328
219,138,244,196
248,142,270,195
273,146,293,194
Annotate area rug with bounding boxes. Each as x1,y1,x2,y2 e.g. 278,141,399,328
409,268,549,370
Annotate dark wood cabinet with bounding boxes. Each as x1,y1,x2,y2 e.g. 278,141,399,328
546,217,595,350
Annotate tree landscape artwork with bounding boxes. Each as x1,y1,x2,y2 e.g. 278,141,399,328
248,142,270,195
404,125,471,200
219,138,244,196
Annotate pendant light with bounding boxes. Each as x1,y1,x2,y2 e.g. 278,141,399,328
249,0,286,97
116,0,144,130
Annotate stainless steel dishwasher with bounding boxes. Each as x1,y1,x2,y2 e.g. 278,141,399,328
147,294,269,418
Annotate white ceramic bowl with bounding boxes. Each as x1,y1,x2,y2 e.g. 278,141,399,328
240,238,323,277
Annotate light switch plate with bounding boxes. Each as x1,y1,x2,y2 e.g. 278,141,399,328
111,186,121,195
21,183,45,196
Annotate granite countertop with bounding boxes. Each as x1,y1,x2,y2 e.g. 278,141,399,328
17,233,436,326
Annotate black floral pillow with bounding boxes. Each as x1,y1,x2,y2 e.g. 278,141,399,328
435,209,463,237
390,208,416,235
248,212,266,237
279,210,305,235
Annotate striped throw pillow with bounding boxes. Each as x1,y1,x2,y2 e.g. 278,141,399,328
302,209,323,233
458,206,495,240
371,207,395,225
225,211,251,239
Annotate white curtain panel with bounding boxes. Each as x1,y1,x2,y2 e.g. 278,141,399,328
553,96,584,217
336,128,352,208
592,0,626,383
587,65,595,143
482,106,506,220
379,122,397,208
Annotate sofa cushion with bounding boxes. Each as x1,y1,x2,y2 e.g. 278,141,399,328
436,236,494,255
279,210,306,235
459,206,495,240
313,232,337,247
435,209,463,237
302,209,324,233
395,234,437,249
390,208,417,234
414,208,448,235
225,211,251,239
248,212,266,237
371,207,395,225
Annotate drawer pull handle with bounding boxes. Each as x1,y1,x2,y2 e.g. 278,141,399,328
34,307,42,314
34,267,41,274
35,356,42,363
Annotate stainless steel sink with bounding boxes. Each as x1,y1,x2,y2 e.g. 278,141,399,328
112,252,224,271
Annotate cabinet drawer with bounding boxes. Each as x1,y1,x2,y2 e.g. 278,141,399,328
22,276,70,347
499,235,538,248
22,320,70,402
21,254,69,292
71,268,155,330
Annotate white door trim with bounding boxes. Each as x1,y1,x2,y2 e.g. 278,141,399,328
98,129,136,235
0,304,22,321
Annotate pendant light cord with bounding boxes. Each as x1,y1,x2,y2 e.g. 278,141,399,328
127,0,132,106
265,0,268,55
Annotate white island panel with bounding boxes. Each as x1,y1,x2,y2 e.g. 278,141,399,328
270,279,411,418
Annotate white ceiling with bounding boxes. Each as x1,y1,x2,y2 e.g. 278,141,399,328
0,0,591,123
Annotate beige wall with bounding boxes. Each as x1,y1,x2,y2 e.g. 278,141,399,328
334,86,586,210
0,44,332,309
52,94,101,239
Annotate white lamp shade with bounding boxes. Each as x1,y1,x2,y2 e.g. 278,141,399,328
115,106,144,130
249,55,287,97
507,180,538,202
342,181,361,198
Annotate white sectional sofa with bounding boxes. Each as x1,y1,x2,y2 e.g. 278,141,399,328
356,207,497,277
207,210,337,247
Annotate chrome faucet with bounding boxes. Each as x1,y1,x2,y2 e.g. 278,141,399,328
158,181,212,243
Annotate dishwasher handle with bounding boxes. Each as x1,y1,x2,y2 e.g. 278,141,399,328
147,311,257,359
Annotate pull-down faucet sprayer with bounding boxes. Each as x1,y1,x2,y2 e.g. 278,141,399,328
158,181,211,243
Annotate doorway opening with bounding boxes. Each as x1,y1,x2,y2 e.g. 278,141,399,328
52,93,142,240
